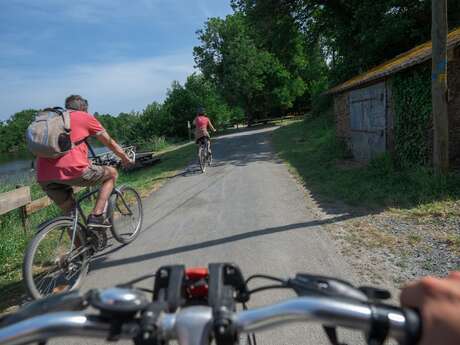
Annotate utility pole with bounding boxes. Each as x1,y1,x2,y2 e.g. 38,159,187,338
187,121,192,142
432,0,449,173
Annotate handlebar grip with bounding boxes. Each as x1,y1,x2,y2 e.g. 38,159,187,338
402,309,422,345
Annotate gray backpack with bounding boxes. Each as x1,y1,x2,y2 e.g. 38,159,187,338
26,107,80,158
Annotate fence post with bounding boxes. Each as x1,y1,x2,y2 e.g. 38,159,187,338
16,185,28,234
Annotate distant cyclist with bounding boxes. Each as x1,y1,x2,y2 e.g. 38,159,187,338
193,107,216,155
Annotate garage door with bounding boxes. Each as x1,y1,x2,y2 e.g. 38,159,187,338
349,82,386,161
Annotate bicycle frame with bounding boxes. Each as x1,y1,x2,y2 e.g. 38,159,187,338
67,186,132,254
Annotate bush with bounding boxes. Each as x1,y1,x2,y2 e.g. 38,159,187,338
137,136,169,152
368,153,395,177
311,93,333,118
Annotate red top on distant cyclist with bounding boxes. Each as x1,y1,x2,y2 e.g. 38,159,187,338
36,111,105,182
195,115,209,129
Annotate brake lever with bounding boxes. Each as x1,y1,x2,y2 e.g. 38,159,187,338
288,274,369,302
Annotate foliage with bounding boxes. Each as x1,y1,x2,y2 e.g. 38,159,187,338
194,12,312,123
96,74,237,142
0,110,36,153
231,0,328,111
136,136,168,152
161,74,240,137
392,66,432,167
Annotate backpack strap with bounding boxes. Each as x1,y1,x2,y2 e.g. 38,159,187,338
62,110,71,133
61,108,87,146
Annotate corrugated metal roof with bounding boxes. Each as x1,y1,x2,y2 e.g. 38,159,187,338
328,27,460,95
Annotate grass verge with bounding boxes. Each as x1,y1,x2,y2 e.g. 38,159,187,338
272,115,460,213
0,142,195,313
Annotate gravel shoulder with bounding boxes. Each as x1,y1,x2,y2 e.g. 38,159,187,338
282,161,460,299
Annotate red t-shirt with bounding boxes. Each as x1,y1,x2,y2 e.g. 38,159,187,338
36,111,105,182
195,116,209,129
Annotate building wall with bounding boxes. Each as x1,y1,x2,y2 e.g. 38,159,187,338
334,91,350,141
385,79,395,152
448,49,460,163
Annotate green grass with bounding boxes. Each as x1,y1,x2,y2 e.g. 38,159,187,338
272,115,460,212
0,142,195,313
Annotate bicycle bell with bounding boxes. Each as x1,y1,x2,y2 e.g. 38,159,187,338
89,287,150,315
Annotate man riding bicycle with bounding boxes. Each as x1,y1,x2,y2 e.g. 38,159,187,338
194,107,216,155
36,95,133,229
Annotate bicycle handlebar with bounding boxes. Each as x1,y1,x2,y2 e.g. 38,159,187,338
0,312,130,345
0,294,421,345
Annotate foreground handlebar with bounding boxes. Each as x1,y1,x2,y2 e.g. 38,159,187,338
0,312,138,345
0,296,421,345
153,297,420,345
234,297,420,344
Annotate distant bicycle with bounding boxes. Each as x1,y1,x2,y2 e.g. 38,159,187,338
22,145,143,299
197,137,212,173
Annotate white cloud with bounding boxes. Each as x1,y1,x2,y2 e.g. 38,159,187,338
0,52,195,120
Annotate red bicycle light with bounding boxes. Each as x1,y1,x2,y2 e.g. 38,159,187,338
185,267,209,298
186,267,209,279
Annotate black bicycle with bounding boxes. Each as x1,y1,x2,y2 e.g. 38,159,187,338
22,145,143,300
0,263,422,345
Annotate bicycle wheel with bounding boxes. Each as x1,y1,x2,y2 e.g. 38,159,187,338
198,145,206,173
108,186,143,244
23,218,89,299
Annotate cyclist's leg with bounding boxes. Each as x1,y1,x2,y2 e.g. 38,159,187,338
38,181,80,246
39,181,75,215
91,166,117,215
63,165,117,228
197,137,206,152
206,136,211,155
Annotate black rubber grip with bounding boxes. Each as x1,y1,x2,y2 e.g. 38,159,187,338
402,309,422,345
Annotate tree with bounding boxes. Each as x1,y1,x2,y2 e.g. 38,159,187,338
194,13,306,123
232,0,329,111
0,109,36,153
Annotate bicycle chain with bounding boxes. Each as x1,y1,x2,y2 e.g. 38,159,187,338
89,229,108,252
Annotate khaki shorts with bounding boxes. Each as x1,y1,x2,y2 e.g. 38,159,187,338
39,165,109,205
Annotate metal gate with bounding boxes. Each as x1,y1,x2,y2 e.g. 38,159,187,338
349,82,386,161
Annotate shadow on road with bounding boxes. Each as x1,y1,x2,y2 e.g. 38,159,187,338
91,214,354,271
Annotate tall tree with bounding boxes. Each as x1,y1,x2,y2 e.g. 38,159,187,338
194,13,306,122
231,0,328,109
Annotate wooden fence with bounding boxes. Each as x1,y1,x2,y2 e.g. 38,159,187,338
0,186,84,232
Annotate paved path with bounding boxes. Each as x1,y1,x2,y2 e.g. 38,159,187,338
53,126,363,345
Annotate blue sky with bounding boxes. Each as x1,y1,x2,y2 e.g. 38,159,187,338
0,0,233,121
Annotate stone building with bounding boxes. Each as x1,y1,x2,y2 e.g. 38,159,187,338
328,28,460,163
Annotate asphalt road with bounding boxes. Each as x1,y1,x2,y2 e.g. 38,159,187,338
52,126,364,345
